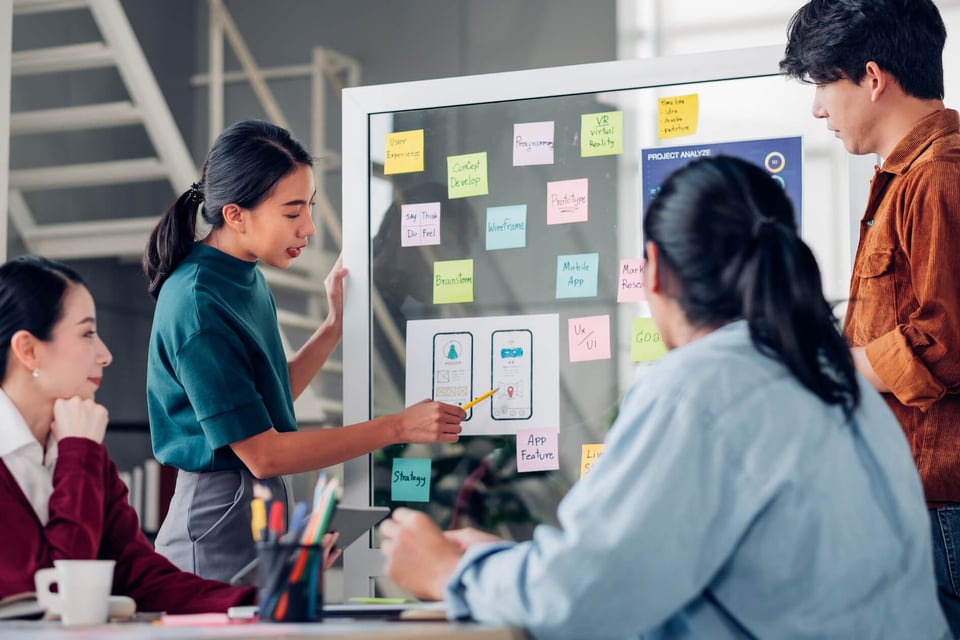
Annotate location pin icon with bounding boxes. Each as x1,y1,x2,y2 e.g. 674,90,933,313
507,385,514,398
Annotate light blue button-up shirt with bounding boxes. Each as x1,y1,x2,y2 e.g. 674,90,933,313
445,321,947,639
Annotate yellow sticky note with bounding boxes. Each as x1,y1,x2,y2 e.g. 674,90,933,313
631,318,667,361
580,444,604,477
581,111,623,157
433,259,474,304
658,94,699,139
447,152,489,199
384,129,424,174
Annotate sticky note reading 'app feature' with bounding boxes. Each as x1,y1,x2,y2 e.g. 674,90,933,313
434,259,474,304
658,94,699,139
447,152,489,199
516,428,560,473
580,444,605,477
384,130,424,174
581,111,623,157
486,205,527,251
391,458,432,502
556,253,599,299
401,202,441,247
568,315,612,362
547,178,589,225
617,259,646,302
631,317,667,361
513,121,555,166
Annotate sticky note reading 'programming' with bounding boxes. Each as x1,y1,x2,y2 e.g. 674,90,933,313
513,121,555,166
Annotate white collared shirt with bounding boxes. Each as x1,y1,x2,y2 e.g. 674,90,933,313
0,388,57,524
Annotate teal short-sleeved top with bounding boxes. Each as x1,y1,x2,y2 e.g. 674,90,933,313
147,243,297,471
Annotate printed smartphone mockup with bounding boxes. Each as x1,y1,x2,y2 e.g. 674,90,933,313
490,329,533,420
432,332,474,420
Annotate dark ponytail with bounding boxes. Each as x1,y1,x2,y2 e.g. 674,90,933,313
143,119,313,299
644,155,859,415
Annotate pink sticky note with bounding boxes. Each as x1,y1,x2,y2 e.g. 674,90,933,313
513,121,555,166
547,178,589,224
568,315,611,362
516,428,560,472
401,202,441,247
617,259,647,302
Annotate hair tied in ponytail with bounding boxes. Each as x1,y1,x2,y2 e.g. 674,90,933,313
751,215,779,237
186,181,204,206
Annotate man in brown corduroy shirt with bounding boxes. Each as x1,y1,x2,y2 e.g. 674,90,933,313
781,0,960,633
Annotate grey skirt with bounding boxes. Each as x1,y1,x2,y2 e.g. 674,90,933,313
154,468,289,582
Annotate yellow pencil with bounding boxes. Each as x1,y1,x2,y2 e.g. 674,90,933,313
462,388,498,410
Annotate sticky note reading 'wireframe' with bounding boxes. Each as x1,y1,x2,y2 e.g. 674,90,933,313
434,259,474,304
617,259,646,302
547,178,589,225
658,94,699,139
580,444,605,477
556,253,599,298
486,205,527,250
513,121,555,166
401,202,441,247
384,130,424,174
581,111,623,157
516,428,560,473
447,152,489,199
568,315,611,362
631,318,667,361
391,458,431,502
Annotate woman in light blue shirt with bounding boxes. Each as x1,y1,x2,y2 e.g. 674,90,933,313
380,156,948,639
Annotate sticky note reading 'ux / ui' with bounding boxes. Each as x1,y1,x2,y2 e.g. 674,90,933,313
401,202,441,247
447,152,489,199
658,94,699,139
632,317,667,361
486,205,527,251
513,121,555,166
580,444,605,477
391,458,431,502
617,259,646,302
547,178,589,225
568,315,611,363
581,111,623,157
434,259,474,304
556,253,599,299
516,428,560,473
384,130,424,174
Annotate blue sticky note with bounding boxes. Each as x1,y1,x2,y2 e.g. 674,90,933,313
556,253,599,298
486,205,527,251
391,458,432,502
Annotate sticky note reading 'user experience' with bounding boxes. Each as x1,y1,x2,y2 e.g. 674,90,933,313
580,444,605,478
486,205,527,251
631,317,667,361
384,129,424,174
617,259,646,302
516,428,560,473
401,202,441,247
568,315,612,362
513,121,555,166
434,259,474,304
581,111,623,157
547,178,589,225
391,458,431,502
658,94,699,139
556,253,599,298
447,152,489,199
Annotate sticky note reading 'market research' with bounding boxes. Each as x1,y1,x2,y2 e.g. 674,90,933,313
384,129,424,174
581,111,623,157
391,458,431,502
617,259,646,302
433,259,474,304
447,152,489,199
580,444,605,477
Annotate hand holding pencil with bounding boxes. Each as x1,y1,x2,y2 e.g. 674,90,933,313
394,398,465,444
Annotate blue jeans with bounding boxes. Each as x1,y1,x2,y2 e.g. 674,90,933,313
930,507,960,639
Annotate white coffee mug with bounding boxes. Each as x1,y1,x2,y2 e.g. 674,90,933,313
34,559,115,626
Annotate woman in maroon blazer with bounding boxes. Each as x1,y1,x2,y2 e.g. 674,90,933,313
0,255,254,613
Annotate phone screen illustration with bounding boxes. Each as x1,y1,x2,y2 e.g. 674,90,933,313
432,332,474,419
490,329,533,420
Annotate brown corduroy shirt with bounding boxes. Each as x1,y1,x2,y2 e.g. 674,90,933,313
844,108,960,504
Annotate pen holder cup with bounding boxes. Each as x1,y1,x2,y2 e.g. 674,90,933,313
257,543,324,622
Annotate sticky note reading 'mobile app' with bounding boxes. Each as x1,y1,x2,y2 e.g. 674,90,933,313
391,458,431,502
433,259,474,304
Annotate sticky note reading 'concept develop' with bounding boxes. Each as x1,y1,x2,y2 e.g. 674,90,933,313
486,205,527,250
384,130,424,174
401,202,441,247
617,259,646,302
391,458,432,502
513,121,555,166
580,444,605,477
516,428,560,473
433,259,474,304
658,94,699,139
556,253,599,298
631,318,667,361
547,178,589,225
581,111,623,157
568,315,612,362
447,152,489,199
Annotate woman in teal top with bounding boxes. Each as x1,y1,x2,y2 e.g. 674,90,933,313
143,120,466,581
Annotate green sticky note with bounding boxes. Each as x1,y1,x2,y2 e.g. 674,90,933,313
433,259,474,304
581,111,623,157
631,318,667,361
447,152,489,199
391,458,431,502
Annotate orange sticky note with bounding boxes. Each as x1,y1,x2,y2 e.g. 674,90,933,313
580,444,605,477
658,94,699,139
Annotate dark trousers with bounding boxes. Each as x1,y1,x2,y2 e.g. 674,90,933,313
930,507,960,639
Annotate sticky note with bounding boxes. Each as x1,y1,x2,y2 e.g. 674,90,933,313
556,253,599,298
631,318,667,361
547,178,589,225
568,315,612,362
447,152,489,199
486,205,527,251
581,111,623,157
434,259,474,304
516,428,560,473
513,121,555,166
391,458,431,502
658,94,699,139
401,202,441,247
617,259,646,302
384,129,424,174
580,444,604,477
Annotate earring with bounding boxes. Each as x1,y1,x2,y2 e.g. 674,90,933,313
32,368,39,378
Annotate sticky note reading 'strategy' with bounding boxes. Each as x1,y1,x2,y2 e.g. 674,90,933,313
580,444,604,477
433,259,474,304
384,130,424,174
581,111,623,157
401,202,441,247
516,428,560,473
447,152,489,199
617,259,646,302
556,253,599,298
513,121,555,166
568,315,612,362
486,205,527,250
391,458,431,502
547,178,589,225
